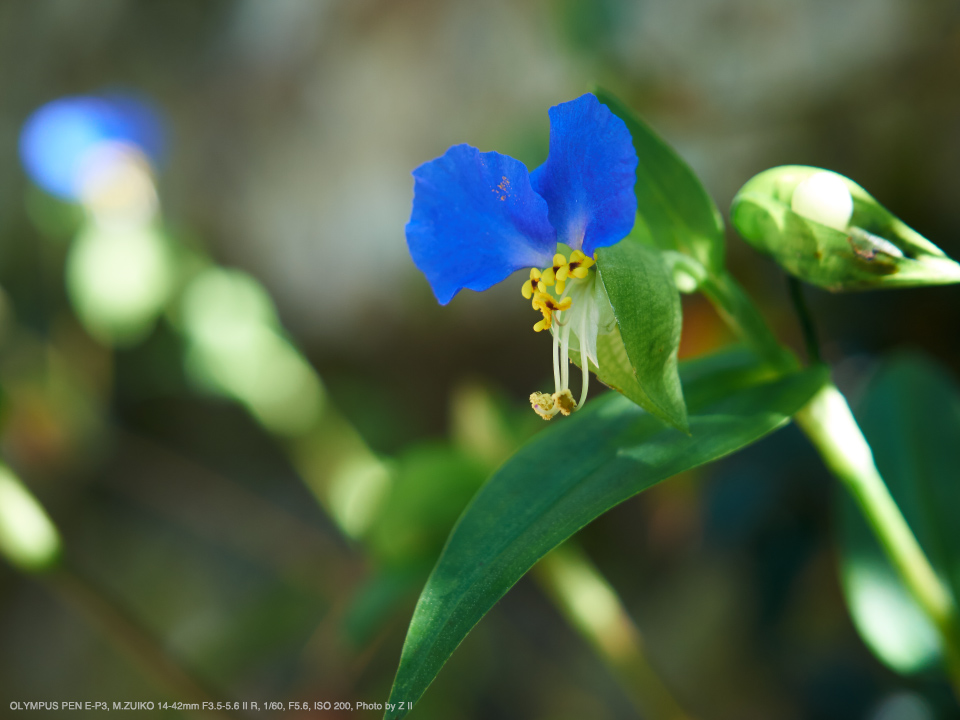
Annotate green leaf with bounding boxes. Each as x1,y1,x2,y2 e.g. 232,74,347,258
838,353,960,675
384,357,828,718
595,88,725,274
595,235,687,431
367,445,488,567
731,165,960,291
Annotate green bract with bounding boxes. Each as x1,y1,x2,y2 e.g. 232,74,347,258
595,229,688,433
731,165,960,291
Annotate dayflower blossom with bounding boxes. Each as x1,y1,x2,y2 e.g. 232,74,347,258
406,93,637,419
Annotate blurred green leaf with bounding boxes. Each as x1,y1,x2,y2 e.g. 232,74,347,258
732,166,960,291
595,235,687,431
0,464,61,572
368,444,488,567
384,355,828,719
838,353,960,675
345,566,429,651
595,88,725,275
352,442,512,654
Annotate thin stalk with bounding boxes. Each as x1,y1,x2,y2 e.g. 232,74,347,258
553,329,561,394
699,272,797,374
535,543,693,720
794,385,960,688
786,275,821,364
578,310,590,408
42,566,238,720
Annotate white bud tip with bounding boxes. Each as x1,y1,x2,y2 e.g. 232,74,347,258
791,171,854,232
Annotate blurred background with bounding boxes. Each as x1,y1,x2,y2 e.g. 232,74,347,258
1,1,960,718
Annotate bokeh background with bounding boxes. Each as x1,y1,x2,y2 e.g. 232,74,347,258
1,1,960,718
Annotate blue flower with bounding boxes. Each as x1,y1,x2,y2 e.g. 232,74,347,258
406,93,637,304
20,94,165,201
405,93,638,418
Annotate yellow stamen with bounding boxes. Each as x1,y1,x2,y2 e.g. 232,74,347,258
523,250,598,420
530,289,570,330
529,389,576,420
521,268,544,299
564,249,594,281
554,389,577,416
530,392,559,420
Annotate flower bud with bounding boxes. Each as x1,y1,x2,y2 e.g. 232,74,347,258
731,166,960,291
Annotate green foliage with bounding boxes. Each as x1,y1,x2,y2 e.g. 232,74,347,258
384,353,828,719
838,353,960,674
595,88,725,275
346,445,493,648
596,229,688,432
732,165,960,291
367,445,489,567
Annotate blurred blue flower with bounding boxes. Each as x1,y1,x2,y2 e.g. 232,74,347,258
405,93,637,305
20,94,164,200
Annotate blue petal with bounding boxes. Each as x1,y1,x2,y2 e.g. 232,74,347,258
406,144,556,305
19,94,165,200
530,93,637,255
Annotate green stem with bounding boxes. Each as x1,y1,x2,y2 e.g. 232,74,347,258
699,273,797,374
42,566,239,720
535,544,693,720
786,275,821,364
794,385,960,687
704,270,960,694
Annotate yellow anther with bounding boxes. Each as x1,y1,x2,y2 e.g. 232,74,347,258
524,253,582,335
529,288,571,331
551,248,595,288
530,392,558,420
529,389,576,420
538,253,568,292
554,389,577,416
521,268,544,299
566,249,595,278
